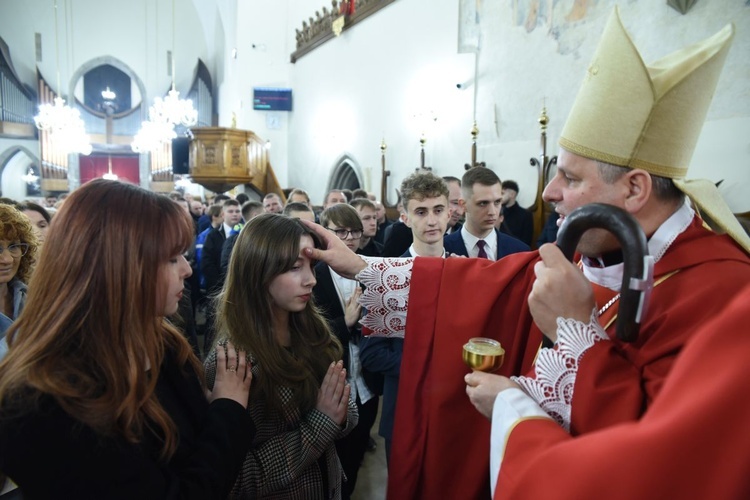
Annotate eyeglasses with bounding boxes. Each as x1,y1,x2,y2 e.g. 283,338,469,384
0,243,29,257
326,228,363,240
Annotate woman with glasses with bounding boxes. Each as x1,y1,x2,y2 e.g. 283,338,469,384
0,204,37,353
313,204,378,500
0,180,255,498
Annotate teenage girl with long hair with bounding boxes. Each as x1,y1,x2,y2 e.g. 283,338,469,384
0,180,255,498
206,213,357,499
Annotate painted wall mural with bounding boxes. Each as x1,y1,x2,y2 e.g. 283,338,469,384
512,0,615,55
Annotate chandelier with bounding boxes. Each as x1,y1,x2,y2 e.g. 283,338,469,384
131,0,197,153
34,0,91,156
151,88,198,128
131,115,178,153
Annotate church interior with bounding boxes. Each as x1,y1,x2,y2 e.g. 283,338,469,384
1,1,749,498
0,0,747,227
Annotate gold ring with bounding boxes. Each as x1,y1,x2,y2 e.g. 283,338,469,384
228,367,237,373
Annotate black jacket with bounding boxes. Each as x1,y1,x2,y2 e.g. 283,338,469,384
0,350,255,499
201,226,227,295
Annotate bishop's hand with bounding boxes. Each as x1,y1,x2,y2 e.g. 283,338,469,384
301,220,368,279
528,244,595,343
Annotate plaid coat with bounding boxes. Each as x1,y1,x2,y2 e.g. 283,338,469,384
205,350,358,499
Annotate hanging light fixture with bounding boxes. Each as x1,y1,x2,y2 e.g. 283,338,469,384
132,0,196,152
174,175,192,189
131,118,176,153
21,166,39,184
102,155,118,181
34,0,92,156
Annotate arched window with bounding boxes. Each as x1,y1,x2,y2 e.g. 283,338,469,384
327,156,362,192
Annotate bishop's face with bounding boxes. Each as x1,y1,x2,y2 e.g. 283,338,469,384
543,149,629,257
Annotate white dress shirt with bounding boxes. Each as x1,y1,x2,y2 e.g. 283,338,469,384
461,226,498,260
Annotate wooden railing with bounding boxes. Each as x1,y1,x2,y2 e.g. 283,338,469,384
291,0,398,63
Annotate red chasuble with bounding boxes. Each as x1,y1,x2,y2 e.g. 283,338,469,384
387,216,750,500
387,251,543,500
496,285,750,499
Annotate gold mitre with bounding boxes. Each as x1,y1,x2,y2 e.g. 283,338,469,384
559,8,749,253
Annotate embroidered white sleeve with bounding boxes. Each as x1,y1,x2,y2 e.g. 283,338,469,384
355,256,413,337
511,309,608,432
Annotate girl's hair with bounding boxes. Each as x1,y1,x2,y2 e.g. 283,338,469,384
0,179,199,460
0,203,39,283
217,213,342,414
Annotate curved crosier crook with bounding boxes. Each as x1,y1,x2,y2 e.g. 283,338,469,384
555,203,654,343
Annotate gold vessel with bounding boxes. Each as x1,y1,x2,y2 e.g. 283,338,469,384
462,338,505,372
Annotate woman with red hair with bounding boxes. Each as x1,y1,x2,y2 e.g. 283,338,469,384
0,180,254,498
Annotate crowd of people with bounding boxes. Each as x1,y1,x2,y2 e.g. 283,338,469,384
1,6,748,500
0,162,535,499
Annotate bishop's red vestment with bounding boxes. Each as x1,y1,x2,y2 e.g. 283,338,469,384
358,212,750,499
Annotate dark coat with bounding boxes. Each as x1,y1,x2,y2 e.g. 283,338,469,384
443,227,530,259
382,221,413,257
201,226,226,295
500,202,534,247
312,263,383,396
0,350,255,499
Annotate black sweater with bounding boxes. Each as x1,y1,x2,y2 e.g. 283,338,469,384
0,351,255,499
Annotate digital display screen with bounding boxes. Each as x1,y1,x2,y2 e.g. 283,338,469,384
253,87,293,111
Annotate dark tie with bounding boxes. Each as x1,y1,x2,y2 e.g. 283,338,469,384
476,240,488,259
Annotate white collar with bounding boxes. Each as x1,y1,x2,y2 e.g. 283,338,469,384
408,244,446,258
330,267,358,307
582,202,695,291
461,226,497,259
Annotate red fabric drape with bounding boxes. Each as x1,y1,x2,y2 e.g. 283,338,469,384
388,252,543,500
79,155,140,185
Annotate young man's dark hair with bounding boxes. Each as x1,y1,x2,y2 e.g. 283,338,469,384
352,188,369,200
241,201,263,220
349,198,376,211
461,167,501,197
442,175,461,186
501,180,520,193
282,202,314,216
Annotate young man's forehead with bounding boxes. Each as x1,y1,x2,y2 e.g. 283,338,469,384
407,195,448,211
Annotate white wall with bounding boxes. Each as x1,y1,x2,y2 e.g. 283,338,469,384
284,0,750,211
287,0,473,205
224,0,294,186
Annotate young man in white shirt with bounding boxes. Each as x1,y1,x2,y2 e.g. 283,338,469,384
401,172,450,258
444,168,529,260
359,171,450,464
